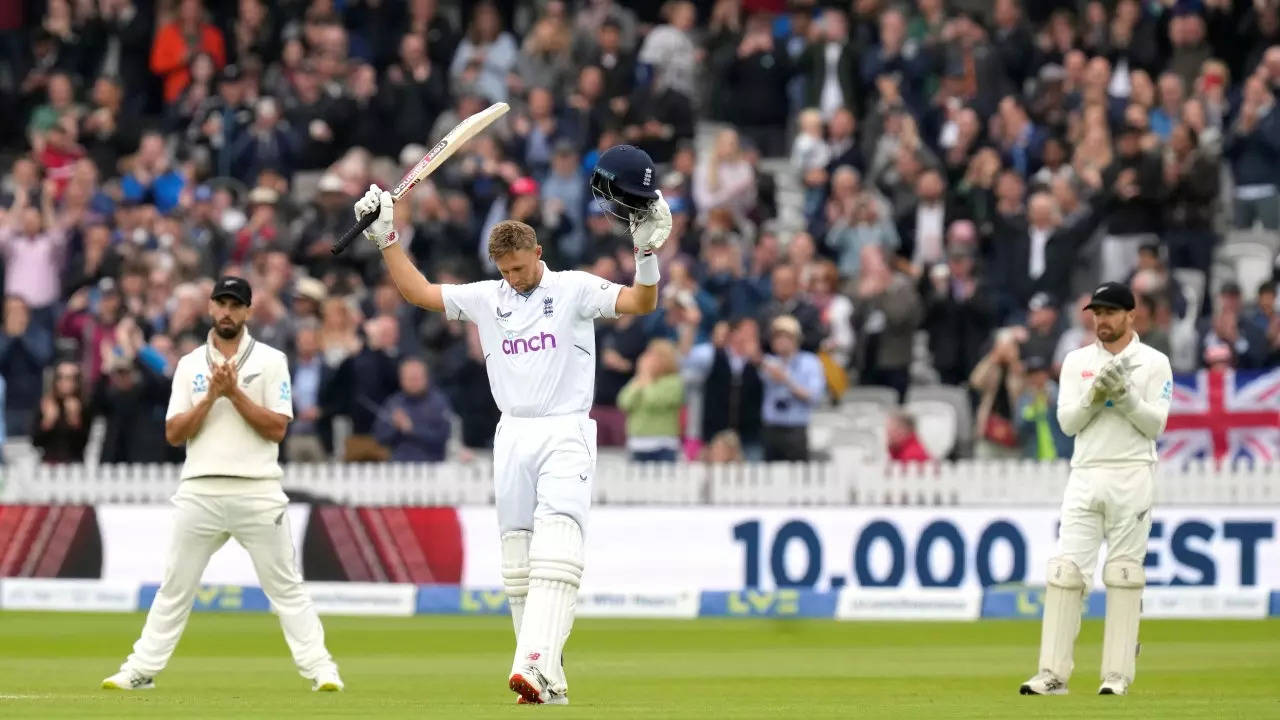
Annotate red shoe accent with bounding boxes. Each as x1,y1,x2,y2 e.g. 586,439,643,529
509,674,543,704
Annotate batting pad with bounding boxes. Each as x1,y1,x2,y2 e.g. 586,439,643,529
514,515,584,695
502,531,532,638
1101,559,1145,683
1038,557,1086,681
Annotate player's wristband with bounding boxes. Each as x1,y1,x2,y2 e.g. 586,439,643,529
635,250,660,286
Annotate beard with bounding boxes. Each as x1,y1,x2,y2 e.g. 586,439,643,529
214,320,243,339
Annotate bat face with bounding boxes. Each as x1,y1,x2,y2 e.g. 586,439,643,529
393,137,450,198
389,102,509,201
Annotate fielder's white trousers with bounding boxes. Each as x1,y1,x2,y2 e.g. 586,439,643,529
1056,464,1155,581
493,414,596,534
122,488,337,680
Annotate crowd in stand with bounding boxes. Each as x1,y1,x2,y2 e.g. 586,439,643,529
1,0,1279,467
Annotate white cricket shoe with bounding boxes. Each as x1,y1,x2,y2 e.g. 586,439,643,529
1098,673,1129,695
312,668,344,692
101,669,154,690
1019,671,1068,695
509,666,550,704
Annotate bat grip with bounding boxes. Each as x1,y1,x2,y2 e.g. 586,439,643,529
331,211,379,255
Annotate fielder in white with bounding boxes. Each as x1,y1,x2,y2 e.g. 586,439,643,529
102,276,342,692
1021,281,1172,697
355,144,670,704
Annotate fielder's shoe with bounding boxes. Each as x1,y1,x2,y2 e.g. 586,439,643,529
1019,671,1068,695
509,666,551,704
516,692,569,705
101,669,154,690
1098,673,1128,696
312,669,344,692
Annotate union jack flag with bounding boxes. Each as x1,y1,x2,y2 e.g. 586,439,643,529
1158,369,1280,467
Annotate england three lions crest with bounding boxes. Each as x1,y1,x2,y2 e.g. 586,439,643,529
542,297,554,318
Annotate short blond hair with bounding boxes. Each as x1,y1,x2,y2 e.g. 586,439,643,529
644,338,680,377
488,220,538,258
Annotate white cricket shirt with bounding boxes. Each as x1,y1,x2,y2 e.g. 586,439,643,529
441,262,623,417
1057,333,1173,468
167,331,294,490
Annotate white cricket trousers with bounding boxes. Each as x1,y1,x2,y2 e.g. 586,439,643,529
493,414,597,533
1056,465,1155,580
122,488,337,680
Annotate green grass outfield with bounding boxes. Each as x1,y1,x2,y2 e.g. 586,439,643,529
1,613,1277,719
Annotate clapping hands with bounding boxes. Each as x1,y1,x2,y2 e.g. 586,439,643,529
209,361,238,398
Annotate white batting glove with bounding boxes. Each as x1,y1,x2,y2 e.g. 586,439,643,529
354,184,397,249
630,190,672,255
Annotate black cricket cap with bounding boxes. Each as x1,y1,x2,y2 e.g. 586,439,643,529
1084,281,1135,311
211,276,253,306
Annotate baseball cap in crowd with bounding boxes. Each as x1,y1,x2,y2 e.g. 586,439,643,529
552,138,577,156
317,173,344,194
294,276,327,304
1084,282,1136,311
211,276,253,306
247,186,279,206
771,314,802,338
1022,353,1050,373
509,177,539,196
221,64,243,83
1118,122,1145,138
1219,280,1242,297
1028,291,1056,312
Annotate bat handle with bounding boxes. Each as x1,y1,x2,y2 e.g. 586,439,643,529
331,211,379,255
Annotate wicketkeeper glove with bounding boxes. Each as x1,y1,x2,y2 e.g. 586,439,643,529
1098,365,1137,411
354,184,397,250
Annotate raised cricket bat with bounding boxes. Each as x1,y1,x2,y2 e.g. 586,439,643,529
331,101,510,255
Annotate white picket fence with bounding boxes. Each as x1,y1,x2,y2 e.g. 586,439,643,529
2,457,1276,507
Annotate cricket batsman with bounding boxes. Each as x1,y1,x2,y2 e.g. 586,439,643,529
354,144,670,704
101,277,343,692
1020,281,1172,697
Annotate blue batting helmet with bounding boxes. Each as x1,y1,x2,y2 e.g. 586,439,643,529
591,144,659,222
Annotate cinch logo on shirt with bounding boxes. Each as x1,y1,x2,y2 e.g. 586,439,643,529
502,332,557,355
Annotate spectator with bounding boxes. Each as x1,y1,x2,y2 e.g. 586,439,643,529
517,16,575,97
684,316,764,460
798,8,859,120
808,259,855,373
120,131,185,213
1014,353,1071,461
92,334,169,463
373,356,452,462
384,32,450,157
336,315,400,461
694,129,756,223
923,244,995,386
1224,76,1280,230
80,76,140,180
637,0,698,101
1100,123,1165,281
541,141,587,267
32,360,89,463
969,325,1026,459
895,168,954,275
228,97,296,183
583,19,635,110
1133,292,1172,357
1243,280,1276,338
851,245,922,400
759,315,826,462
725,16,792,157
1163,123,1220,276
0,375,5,461
886,411,931,462
1199,282,1267,369
1,181,67,326
150,0,226,104
450,1,519,103
0,296,55,436
1021,292,1063,362
616,338,684,462
757,264,824,354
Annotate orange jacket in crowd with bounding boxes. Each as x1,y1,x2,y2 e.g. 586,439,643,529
150,21,226,103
